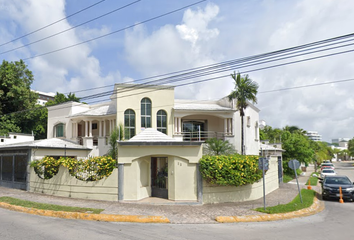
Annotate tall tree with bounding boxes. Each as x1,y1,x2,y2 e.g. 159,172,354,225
0,60,38,136
46,92,81,106
228,72,258,155
347,138,354,157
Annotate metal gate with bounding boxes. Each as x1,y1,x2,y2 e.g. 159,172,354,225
151,157,168,199
0,151,28,190
278,156,283,184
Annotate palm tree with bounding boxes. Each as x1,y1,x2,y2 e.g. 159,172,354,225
228,72,258,155
204,138,236,156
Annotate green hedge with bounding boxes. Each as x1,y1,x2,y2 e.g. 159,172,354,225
199,154,262,186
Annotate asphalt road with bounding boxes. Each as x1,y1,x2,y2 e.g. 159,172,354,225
0,161,353,240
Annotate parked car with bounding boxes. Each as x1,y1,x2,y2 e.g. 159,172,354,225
320,169,336,179
321,175,354,201
321,163,334,171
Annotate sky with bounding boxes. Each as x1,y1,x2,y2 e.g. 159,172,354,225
1,0,354,142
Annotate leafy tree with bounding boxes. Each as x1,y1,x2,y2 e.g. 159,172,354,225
260,125,283,143
228,72,258,155
281,131,314,175
283,125,306,135
0,60,38,115
204,138,236,156
347,138,354,157
108,124,124,160
0,60,39,136
46,92,80,106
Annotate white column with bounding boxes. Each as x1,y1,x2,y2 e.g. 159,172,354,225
229,118,233,135
85,121,88,137
99,120,102,137
89,120,93,137
178,118,182,133
224,119,228,135
103,120,107,137
174,117,177,134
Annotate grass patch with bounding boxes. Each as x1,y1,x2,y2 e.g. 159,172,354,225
306,172,319,186
255,189,316,214
0,197,104,214
283,174,293,183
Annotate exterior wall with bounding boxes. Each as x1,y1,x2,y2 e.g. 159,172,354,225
118,145,202,164
115,84,175,137
202,156,279,204
29,166,118,201
169,157,197,201
47,102,89,139
233,104,260,155
30,148,90,161
123,157,151,201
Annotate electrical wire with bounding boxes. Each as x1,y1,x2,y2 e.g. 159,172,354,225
0,0,106,47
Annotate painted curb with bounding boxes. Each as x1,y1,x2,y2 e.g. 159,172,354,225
215,197,325,223
0,202,170,223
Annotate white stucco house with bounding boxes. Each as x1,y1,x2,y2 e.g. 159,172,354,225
1,84,280,203
46,83,260,156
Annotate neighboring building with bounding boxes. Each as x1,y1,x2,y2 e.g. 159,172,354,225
332,138,350,146
305,131,322,141
0,133,34,145
33,90,55,106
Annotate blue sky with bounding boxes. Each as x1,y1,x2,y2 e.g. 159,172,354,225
1,0,354,142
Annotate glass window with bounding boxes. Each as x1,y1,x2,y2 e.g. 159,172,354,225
157,110,167,134
54,123,65,137
124,109,135,139
141,98,151,128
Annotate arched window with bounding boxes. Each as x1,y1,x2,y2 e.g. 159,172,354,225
54,123,65,138
141,98,151,128
124,109,135,139
156,110,167,134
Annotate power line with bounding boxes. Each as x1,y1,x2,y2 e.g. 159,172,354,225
0,0,106,48
19,0,206,61
0,0,142,55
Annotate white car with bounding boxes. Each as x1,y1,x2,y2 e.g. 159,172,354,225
320,169,336,178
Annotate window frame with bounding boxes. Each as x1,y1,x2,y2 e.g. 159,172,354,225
54,123,65,138
124,109,136,139
141,98,152,128
156,110,167,134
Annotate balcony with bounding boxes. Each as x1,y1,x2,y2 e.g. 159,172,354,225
181,131,228,142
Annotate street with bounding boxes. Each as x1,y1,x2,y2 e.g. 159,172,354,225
1,161,353,240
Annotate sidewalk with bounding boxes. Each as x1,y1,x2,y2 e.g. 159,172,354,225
0,171,322,224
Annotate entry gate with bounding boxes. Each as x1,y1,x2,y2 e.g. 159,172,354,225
0,151,28,190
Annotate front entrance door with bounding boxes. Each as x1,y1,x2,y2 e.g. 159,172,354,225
151,157,168,199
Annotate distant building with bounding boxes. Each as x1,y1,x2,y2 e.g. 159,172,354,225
0,132,34,145
33,90,55,105
305,131,322,141
332,138,350,144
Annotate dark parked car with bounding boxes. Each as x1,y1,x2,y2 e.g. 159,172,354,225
321,175,354,201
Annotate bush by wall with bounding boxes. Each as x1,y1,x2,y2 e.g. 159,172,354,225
199,154,262,186
30,156,116,181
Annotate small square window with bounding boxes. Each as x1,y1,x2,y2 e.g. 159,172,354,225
1,139,4,142
92,123,98,130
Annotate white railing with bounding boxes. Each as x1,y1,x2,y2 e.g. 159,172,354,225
181,131,226,141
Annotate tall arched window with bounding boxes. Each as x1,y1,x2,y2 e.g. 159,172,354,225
124,109,135,139
156,110,167,134
141,98,151,128
54,123,65,138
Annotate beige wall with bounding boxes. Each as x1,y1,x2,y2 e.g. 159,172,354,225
29,166,118,201
202,156,279,204
118,145,202,164
115,84,175,137
168,157,197,201
123,158,151,201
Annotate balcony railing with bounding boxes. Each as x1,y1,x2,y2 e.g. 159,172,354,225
181,131,228,141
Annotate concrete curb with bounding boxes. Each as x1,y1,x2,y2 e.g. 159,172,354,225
0,202,170,223
215,197,325,223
